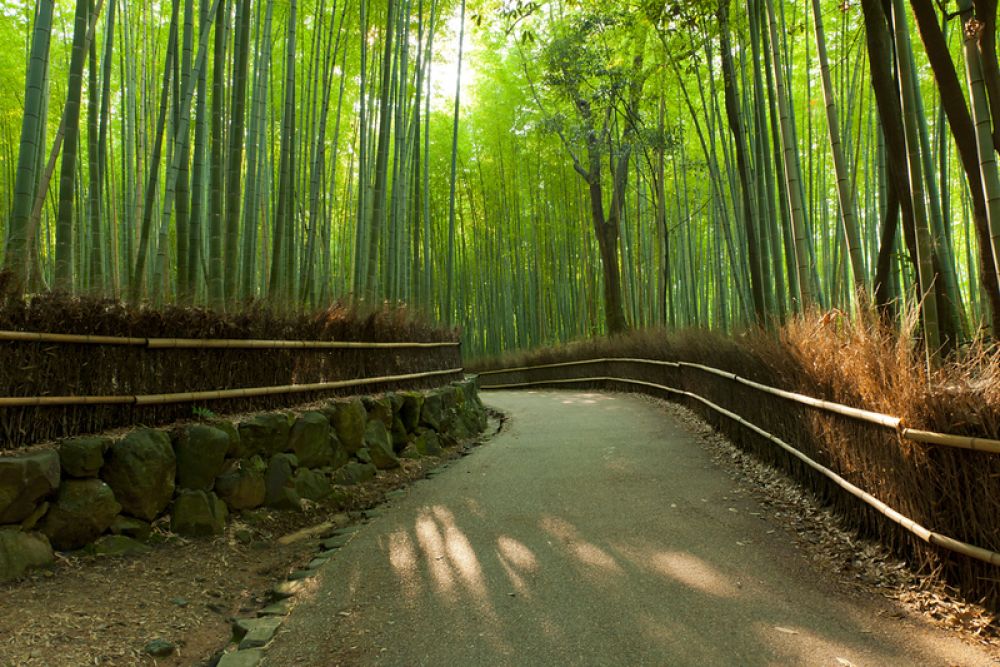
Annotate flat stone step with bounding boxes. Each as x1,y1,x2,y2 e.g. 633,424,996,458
217,648,264,667
237,617,284,649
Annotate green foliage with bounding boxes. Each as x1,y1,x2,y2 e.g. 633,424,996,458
192,405,218,420
0,0,996,360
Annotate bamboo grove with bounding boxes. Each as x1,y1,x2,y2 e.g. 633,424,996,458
2,0,1000,362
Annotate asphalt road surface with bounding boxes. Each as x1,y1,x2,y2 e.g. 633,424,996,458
263,390,999,666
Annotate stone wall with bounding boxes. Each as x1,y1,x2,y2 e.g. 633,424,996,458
0,378,487,582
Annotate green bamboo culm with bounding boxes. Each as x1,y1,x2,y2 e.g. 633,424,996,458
958,0,1000,298
5,0,55,289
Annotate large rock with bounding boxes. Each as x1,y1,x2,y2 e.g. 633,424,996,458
399,392,425,432
102,429,175,521
332,462,376,486
237,414,291,458
420,391,444,431
390,417,409,454
19,502,48,531
293,469,333,502
440,386,465,432
109,515,151,541
289,412,334,469
363,397,393,428
208,420,242,458
58,436,111,478
363,421,399,469
413,431,443,457
329,399,367,453
0,529,53,582
215,457,267,511
329,433,349,470
174,424,230,490
0,451,61,524
264,454,301,510
40,478,121,550
171,490,228,536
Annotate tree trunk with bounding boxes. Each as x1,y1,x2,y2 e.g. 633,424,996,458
5,0,55,289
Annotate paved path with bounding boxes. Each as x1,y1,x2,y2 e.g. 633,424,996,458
264,390,998,666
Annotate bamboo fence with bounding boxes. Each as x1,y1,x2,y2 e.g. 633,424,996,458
0,329,463,449
477,358,1000,569
479,357,1000,452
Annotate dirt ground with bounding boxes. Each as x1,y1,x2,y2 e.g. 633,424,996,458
0,420,502,667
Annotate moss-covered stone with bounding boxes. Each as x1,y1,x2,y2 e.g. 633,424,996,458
420,391,444,431
173,424,230,491
0,451,61,524
413,431,443,456
264,454,301,510
399,392,425,432
0,529,53,582
329,399,367,453
237,414,291,458
207,420,242,458
40,478,121,550
102,429,175,521
170,490,228,536
109,515,151,541
363,397,393,427
215,457,267,511
293,469,333,502
58,436,111,478
364,421,399,470
288,412,334,469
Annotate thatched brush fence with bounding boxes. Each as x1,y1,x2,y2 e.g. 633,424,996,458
475,334,1000,612
0,294,462,450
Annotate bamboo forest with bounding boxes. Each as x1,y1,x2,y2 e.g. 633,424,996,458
2,0,999,361
11,0,1000,662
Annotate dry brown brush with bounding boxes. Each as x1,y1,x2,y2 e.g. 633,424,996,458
0,274,461,450
471,314,1000,612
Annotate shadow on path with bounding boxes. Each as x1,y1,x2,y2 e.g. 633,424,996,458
264,391,997,666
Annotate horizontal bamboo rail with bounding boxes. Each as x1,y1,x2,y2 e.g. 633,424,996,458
0,329,460,349
478,357,1000,454
480,373,1000,568
0,368,463,408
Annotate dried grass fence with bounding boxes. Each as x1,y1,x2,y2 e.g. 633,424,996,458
0,292,463,450
475,334,1000,612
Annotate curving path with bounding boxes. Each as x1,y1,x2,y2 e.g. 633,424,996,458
263,390,998,666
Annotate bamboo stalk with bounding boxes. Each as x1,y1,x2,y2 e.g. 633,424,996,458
480,373,1000,567
477,358,1000,453
0,331,147,346
145,338,459,349
676,361,900,428
0,368,463,407
476,357,679,376
0,329,458,349
135,368,463,405
0,395,135,407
